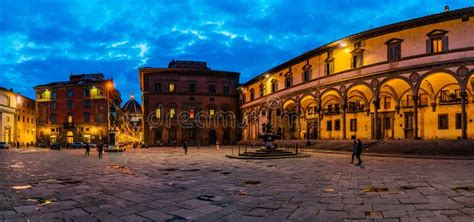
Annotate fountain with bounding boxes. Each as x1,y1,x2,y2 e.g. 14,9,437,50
226,123,310,159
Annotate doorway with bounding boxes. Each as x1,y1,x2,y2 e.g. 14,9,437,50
306,119,318,139
208,130,216,145
4,127,11,143
404,112,414,139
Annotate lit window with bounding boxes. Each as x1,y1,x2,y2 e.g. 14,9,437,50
210,109,215,118
169,83,175,93
432,38,443,53
170,108,175,118
67,114,73,123
156,108,161,118
189,109,195,119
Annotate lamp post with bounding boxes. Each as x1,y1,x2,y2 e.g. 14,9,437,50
106,82,113,144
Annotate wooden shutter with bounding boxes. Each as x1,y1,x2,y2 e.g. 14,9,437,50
442,36,449,52
426,39,432,54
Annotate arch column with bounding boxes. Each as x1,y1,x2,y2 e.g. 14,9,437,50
412,95,419,139
342,101,347,140
461,91,468,139
317,100,322,140
373,97,380,140
296,101,301,139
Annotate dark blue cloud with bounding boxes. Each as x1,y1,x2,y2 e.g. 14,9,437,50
0,0,471,103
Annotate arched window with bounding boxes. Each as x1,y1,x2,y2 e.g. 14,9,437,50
259,84,265,97
271,79,278,93
285,75,293,88
303,69,311,82
250,89,255,101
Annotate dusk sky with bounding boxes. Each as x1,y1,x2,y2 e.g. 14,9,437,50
1,0,472,103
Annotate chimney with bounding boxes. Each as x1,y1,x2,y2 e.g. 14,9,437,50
444,5,450,12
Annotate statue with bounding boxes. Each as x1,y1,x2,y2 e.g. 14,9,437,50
109,104,118,129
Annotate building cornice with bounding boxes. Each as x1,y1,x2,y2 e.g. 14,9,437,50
241,56,474,110
243,7,474,86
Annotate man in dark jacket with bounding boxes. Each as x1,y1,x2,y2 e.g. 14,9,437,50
84,142,90,156
183,142,188,155
97,143,104,158
356,139,363,165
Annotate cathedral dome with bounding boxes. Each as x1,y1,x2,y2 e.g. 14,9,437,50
122,94,142,114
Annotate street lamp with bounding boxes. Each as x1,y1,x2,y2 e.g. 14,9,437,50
106,82,113,145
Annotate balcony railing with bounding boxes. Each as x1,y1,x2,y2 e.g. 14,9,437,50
439,96,462,105
400,98,428,108
63,122,76,129
346,105,365,113
322,108,340,115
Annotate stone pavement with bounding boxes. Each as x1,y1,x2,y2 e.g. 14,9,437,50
0,147,473,221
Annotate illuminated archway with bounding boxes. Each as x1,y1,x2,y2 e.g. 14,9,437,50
345,83,374,140
300,94,318,139
417,71,462,139
376,77,413,140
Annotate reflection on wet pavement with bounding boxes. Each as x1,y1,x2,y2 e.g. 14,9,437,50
0,147,473,221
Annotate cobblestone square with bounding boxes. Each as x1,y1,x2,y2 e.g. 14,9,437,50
1,147,474,221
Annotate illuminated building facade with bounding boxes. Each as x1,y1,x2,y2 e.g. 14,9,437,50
122,93,143,143
240,7,474,141
34,74,128,145
0,87,36,146
140,60,240,145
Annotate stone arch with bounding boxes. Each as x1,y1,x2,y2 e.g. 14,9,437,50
299,94,318,112
376,76,414,97
345,82,375,112
345,81,375,101
415,69,461,94
320,87,343,100
417,71,462,103
282,98,297,111
464,69,474,98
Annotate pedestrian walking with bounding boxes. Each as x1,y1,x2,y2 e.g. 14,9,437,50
356,139,363,165
183,141,188,155
97,143,104,158
84,142,90,156
16,141,20,149
216,140,220,151
351,140,359,164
